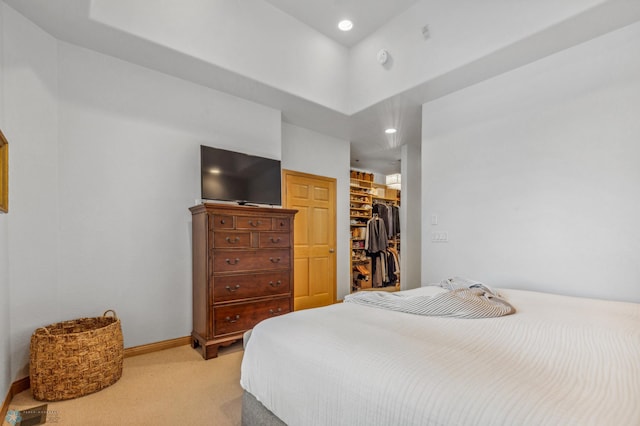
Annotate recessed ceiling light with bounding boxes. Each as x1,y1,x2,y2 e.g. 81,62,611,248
338,20,353,31
385,128,397,134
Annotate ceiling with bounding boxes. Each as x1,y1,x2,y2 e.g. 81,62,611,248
5,1,640,176
263,0,418,47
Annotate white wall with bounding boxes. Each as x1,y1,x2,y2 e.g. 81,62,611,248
55,41,281,348
281,123,351,299
422,21,640,303
90,0,350,113
0,0,11,401
4,5,60,379
348,0,605,113
400,142,421,290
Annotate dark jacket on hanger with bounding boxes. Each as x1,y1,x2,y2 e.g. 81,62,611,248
365,215,388,253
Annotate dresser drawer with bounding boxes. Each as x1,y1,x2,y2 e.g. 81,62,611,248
258,232,290,248
272,217,290,231
236,216,271,230
211,214,234,229
213,231,251,248
213,249,290,272
212,272,290,304
214,298,290,336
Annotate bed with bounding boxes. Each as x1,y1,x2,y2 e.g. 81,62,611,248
240,285,640,426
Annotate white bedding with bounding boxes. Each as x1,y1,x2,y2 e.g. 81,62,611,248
240,286,640,426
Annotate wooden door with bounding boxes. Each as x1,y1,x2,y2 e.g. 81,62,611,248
282,170,336,310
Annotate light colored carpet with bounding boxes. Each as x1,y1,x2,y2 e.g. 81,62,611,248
5,343,244,426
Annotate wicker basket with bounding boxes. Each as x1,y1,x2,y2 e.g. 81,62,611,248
29,310,124,401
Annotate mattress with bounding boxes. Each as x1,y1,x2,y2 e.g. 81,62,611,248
240,286,640,426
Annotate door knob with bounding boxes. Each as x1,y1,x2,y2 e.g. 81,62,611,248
329,248,335,253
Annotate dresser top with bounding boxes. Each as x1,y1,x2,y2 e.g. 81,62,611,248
189,202,298,216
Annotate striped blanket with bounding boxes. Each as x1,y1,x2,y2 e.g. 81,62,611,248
343,283,515,319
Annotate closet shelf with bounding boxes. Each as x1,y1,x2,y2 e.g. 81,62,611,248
372,195,399,202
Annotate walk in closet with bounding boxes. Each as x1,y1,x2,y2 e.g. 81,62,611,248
350,170,401,293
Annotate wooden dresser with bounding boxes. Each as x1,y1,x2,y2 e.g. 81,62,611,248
189,203,297,359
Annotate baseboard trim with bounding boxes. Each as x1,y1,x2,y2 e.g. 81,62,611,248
124,336,192,358
1,336,192,416
1,376,30,423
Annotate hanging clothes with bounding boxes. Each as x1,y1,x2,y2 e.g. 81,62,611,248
385,247,400,286
373,203,390,237
389,205,400,238
364,214,388,253
365,214,387,288
366,204,401,288
372,202,401,238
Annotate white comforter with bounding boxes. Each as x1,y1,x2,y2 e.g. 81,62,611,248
240,287,640,426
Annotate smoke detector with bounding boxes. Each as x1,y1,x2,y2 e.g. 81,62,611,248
377,49,389,65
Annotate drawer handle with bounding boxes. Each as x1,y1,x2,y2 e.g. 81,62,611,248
220,219,226,224
269,308,282,315
269,280,282,288
225,236,241,244
225,315,240,323
269,257,281,263
279,221,285,227
269,236,281,243
225,284,241,292
249,220,262,227
225,258,240,265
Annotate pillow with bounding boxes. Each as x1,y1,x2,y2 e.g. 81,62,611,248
440,276,502,296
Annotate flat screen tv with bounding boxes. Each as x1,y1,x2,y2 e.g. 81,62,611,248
200,145,282,206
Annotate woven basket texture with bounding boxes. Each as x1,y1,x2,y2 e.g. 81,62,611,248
29,310,123,401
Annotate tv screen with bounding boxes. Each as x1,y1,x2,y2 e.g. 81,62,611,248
200,145,282,206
